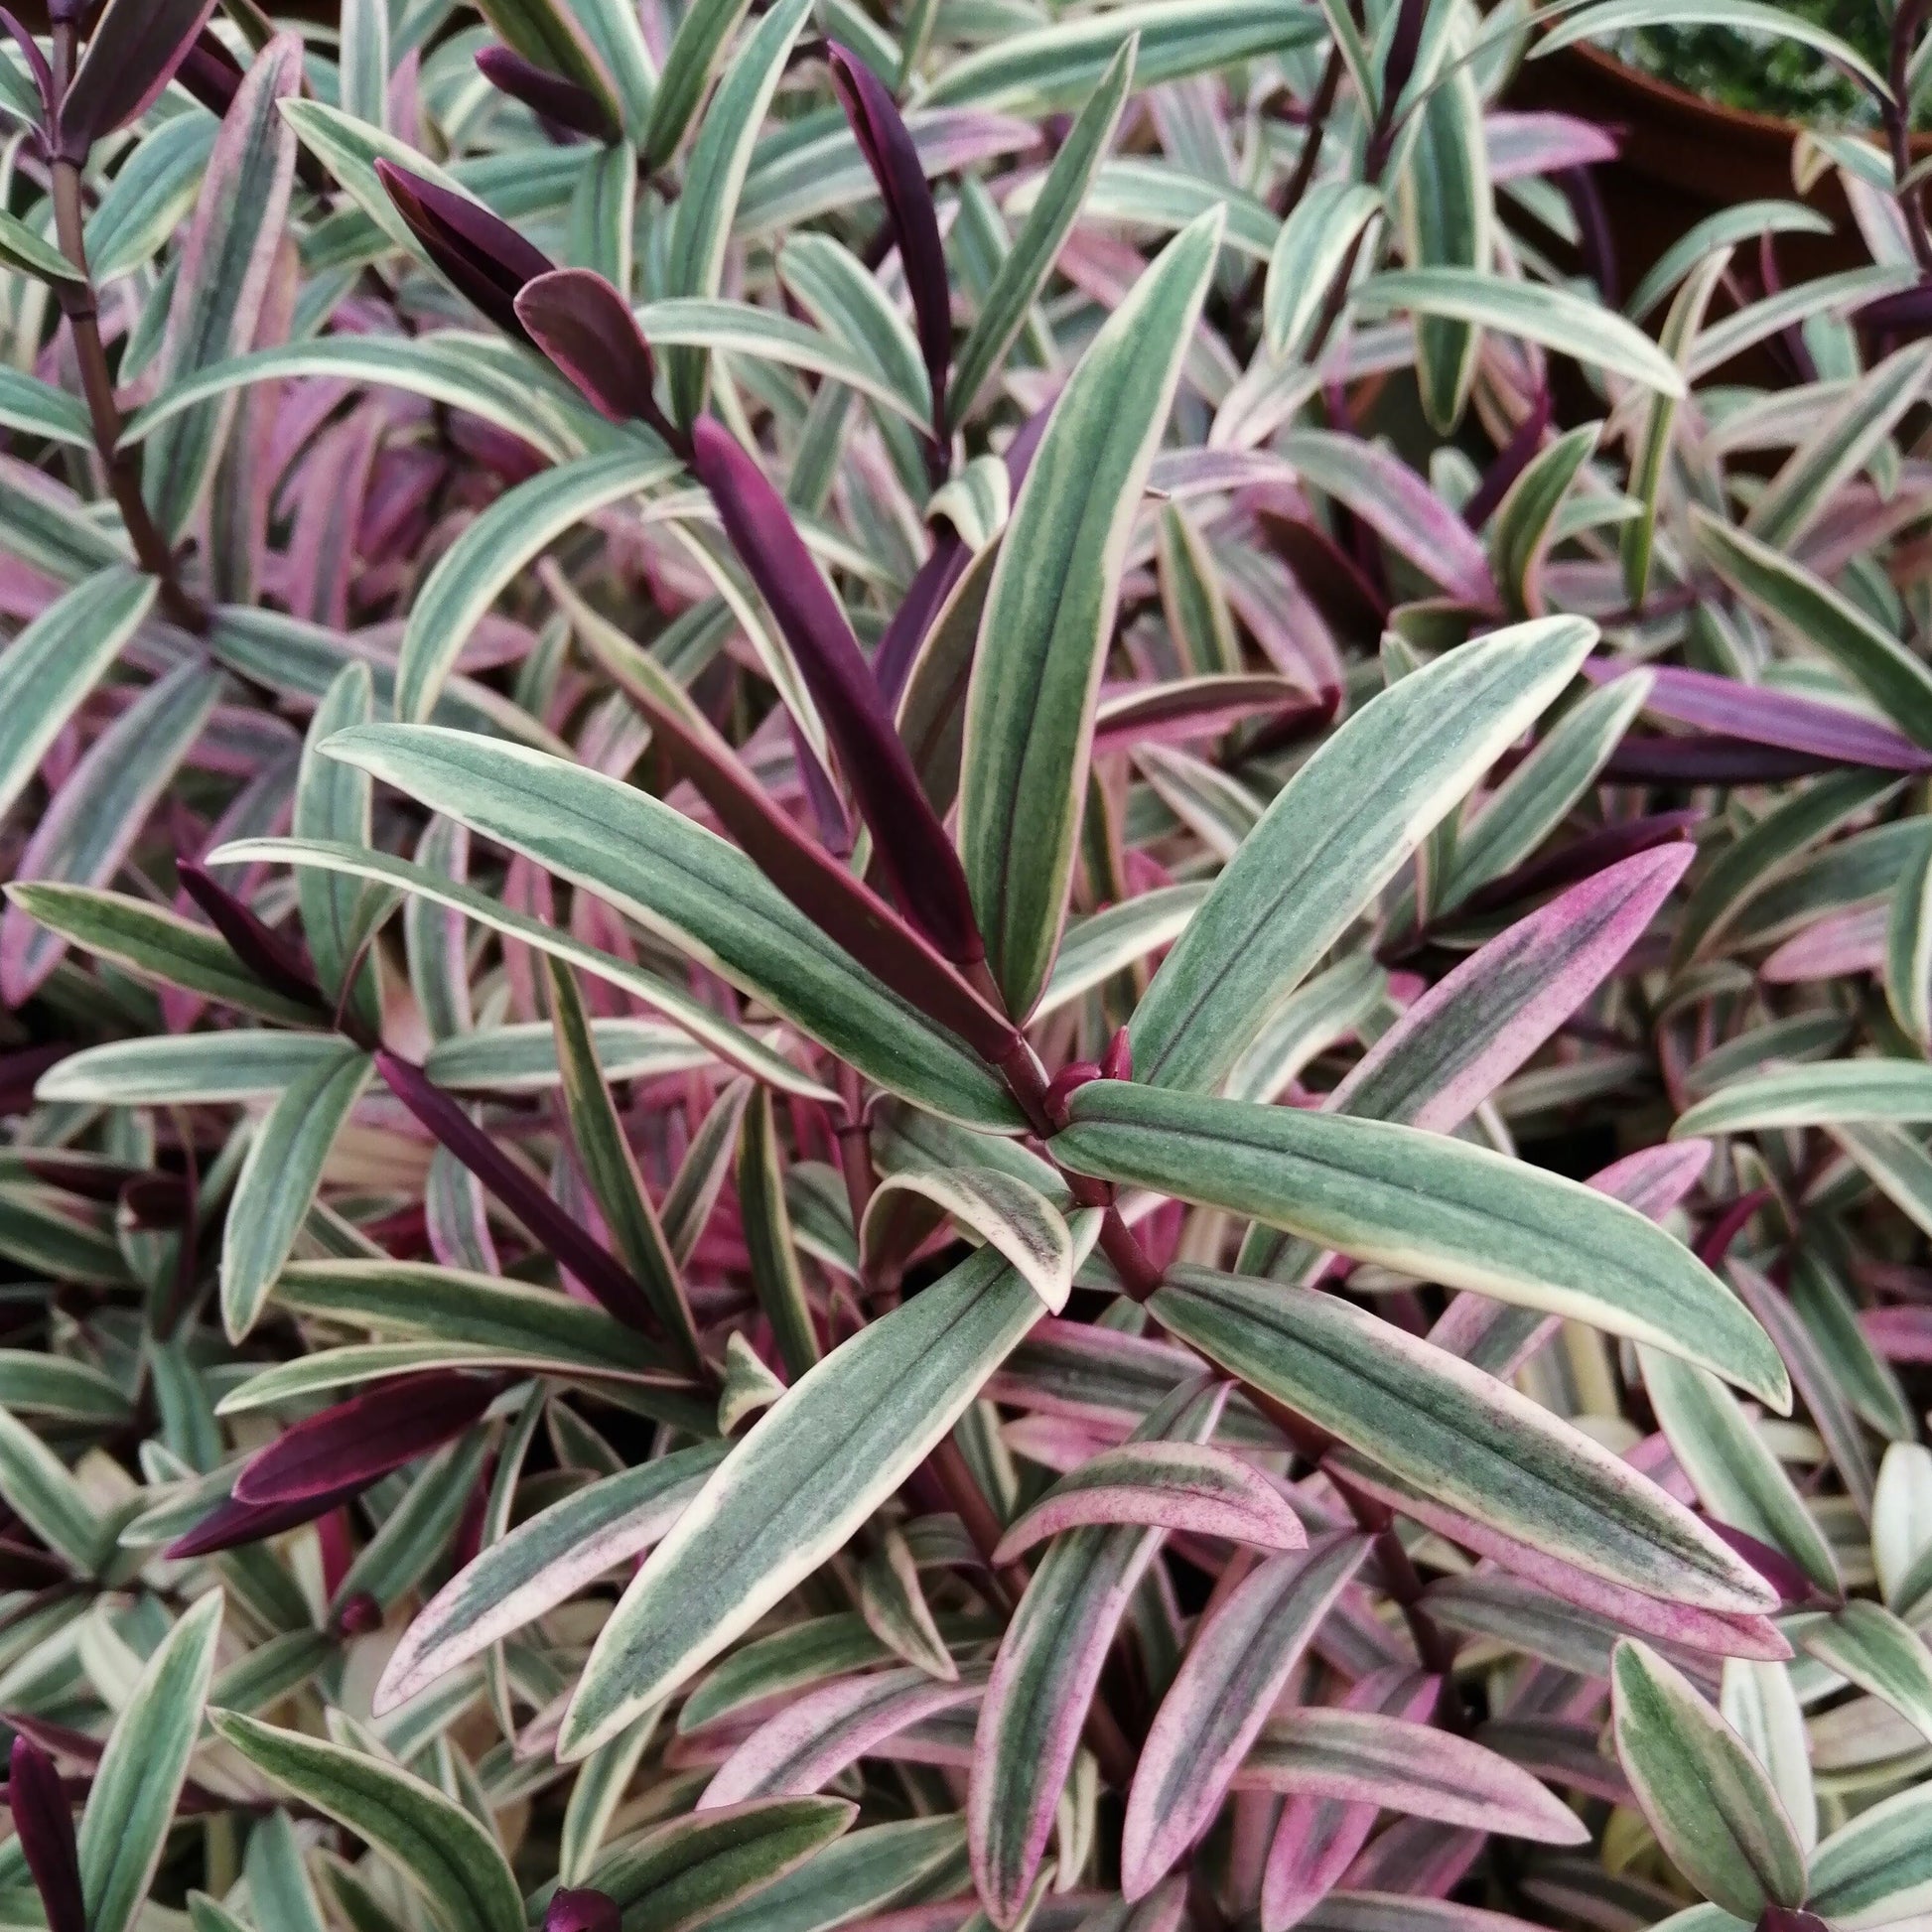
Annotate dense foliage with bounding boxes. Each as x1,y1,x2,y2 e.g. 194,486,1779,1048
0,1,1930,1930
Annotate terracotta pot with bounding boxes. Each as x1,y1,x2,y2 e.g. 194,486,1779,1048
1507,42,1922,297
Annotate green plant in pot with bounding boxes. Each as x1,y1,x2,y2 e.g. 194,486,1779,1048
0,1,1926,1931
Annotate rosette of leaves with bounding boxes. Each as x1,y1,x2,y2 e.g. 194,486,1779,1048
0,0,1925,1931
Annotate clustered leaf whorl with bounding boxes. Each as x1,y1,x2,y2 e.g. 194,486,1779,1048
0,1,1926,1931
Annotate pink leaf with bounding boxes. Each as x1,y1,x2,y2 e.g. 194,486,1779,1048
1121,1533,1373,1899
992,1441,1307,1563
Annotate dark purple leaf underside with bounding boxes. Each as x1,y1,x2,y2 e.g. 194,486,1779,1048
375,1050,668,1340
545,1889,621,1932
826,44,951,432
691,418,985,965
1601,736,1842,784
58,0,219,158
374,160,555,342
476,45,617,140
232,1370,500,1505
603,658,1016,1059
178,858,328,1010
515,268,668,432
167,1475,369,1558
7,1737,83,1932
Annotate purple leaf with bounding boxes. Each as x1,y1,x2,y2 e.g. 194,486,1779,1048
1257,512,1389,637
1092,676,1323,756
1462,389,1552,531
166,1477,369,1560
476,45,618,140
0,1044,75,1116
1757,1911,1830,1932
1761,903,1887,984
1232,1707,1587,1845
177,858,328,1012
1557,164,1618,306
873,405,1050,705
373,160,555,342
1484,111,1619,182
7,1738,82,1932
375,1050,671,1341
335,1590,384,1636
232,1371,501,1506
691,418,984,965
1858,280,1932,336
514,267,676,440
1380,0,1428,111
1864,1305,1932,1361
1584,658,1932,772
1696,1188,1773,1270
575,628,1016,1060
1285,431,1495,607
1586,1139,1714,1221
546,1891,621,1932
825,44,951,435
1601,734,1841,784
0,10,54,122
1699,1518,1831,1607
873,536,971,708
174,26,243,118
1452,810,1700,920
57,0,219,159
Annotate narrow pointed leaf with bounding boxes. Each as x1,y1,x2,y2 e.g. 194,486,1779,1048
398,449,677,727
233,1372,498,1507
1797,1599,1932,1745
1233,1709,1589,1844
1122,1535,1372,1896
213,837,830,1100
2,885,320,1027
1639,1344,1841,1597
970,1378,1227,1923
9,1738,82,1932
220,1045,374,1341
948,39,1135,428
1130,617,1593,1092
547,957,702,1369
59,0,217,155
580,1798,857,1926
826,46,949,426
1148,1266,1775,1614
0,570,157,824
375,1442,726,1712
1610,1640,1807,1919
863,1167,1074,1313
702,1669,985,1806
692,418,982,964
78,1593,224,1932
207,1712,524,1932
562,1247,1041,1758
1059,1082,1787,1407
959,207,1221,1015
992,1441,1306,1562
1696,508,1932,748
319,730,1020,1127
